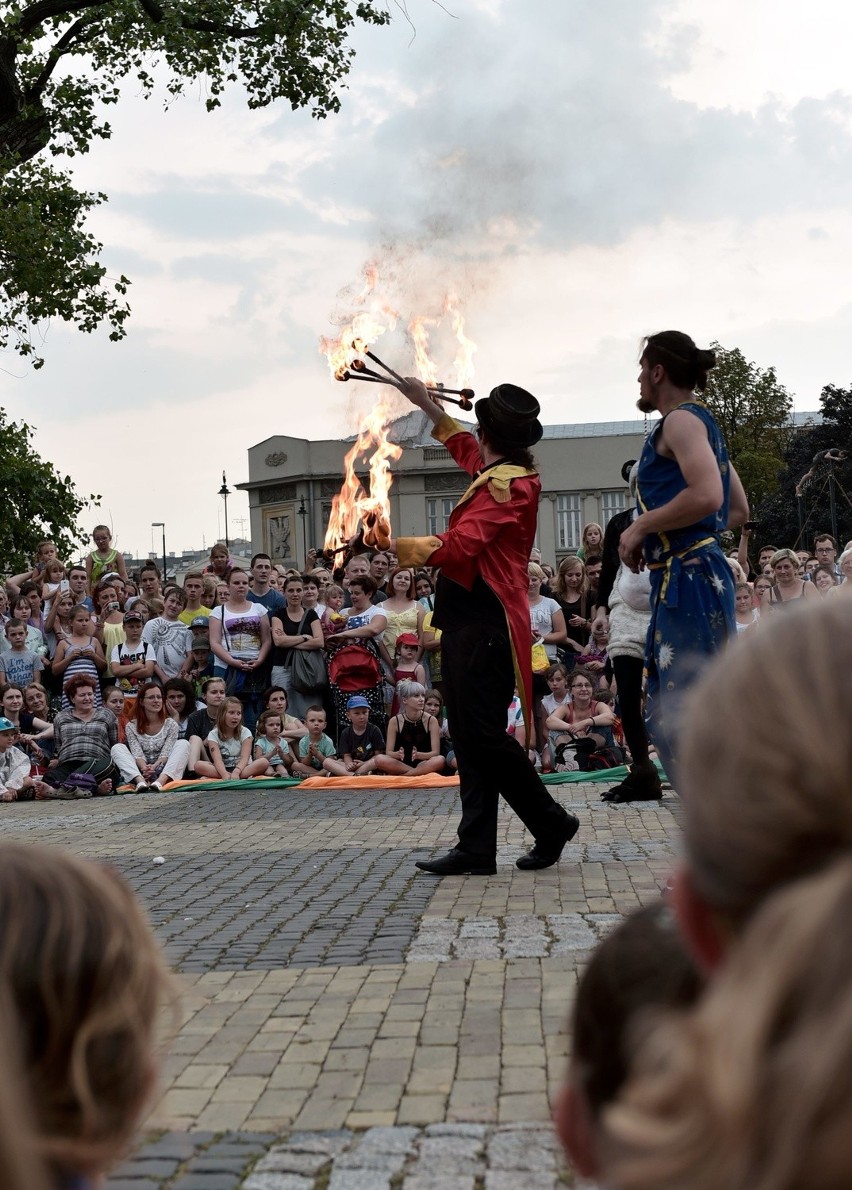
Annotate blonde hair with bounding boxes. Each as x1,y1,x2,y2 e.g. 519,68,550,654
679,599,852,925
527,562,546,582
726,556,748,584
553,554,588,600
0,843,175,1178
769,548,800,570
605,859,852,1190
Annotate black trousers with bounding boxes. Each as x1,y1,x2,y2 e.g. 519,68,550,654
441,621,568,857
611,655,650,768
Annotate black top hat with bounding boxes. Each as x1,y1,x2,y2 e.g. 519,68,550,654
475,383,543,448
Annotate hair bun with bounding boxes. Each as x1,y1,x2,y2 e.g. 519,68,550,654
696,348,716,371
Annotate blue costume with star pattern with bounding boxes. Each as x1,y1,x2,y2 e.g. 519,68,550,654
636,401,735,778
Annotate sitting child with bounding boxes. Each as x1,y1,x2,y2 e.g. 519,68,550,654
424,688,455,771
338,695,384,775
555,901,703,1183
253,709,293,775
0,840,174,1185
375,680,445,776
292,706,345,777
539,662,571,771
0,716,34,802
196,696,268,781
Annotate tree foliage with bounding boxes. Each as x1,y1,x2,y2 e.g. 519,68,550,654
0,408,99,570
702,343,794,509
0,0,390,365
755,383,852,553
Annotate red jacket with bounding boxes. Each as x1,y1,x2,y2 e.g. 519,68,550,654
396,415,539,727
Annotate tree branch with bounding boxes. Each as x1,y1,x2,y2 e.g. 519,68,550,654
26,13,100,100
18,0,111,38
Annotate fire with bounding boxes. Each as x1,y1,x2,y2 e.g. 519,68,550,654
323,394,402,553
408,316,440,386
445,293,477,388
320,266,477,555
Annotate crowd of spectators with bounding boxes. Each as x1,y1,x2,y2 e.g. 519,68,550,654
0,520,847,800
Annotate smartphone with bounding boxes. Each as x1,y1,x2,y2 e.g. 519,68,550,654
744,520,760,532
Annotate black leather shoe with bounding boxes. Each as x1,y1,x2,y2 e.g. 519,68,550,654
415,848,497,876
516,811,580,870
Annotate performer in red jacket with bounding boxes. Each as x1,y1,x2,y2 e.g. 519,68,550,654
394,378,579,876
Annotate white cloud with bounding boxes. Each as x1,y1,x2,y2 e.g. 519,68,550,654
2,0,852,554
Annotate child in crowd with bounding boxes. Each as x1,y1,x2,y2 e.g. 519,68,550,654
555,902,703,1182
0,842,175,1184
576,623,610,689
180,633,214,696
390,632,426,716
85,524,128,592
0,618,44,688
94,582,126,656
424,688,455,772
0,716,34,802
253,710,293,775
292,706,342,777
196,696,267,781
376,680,445,776
7,539,59,598
53,604,106,706
338,694,384,775
539,663,571,771
39,558,67,616
3,595,46,655
734,581,760,633
110,608,154,699
320,585,348,638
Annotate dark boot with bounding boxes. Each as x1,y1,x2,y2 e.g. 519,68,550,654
602,763,663,803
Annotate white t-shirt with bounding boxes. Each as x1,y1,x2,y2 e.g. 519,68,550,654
111,640,154,695
346,605,385,632
210,604,268,661
529,597,563,660
207,725,252,770
142,617,189,678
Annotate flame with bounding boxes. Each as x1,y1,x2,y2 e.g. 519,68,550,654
408,316,440,385
323,394,403,553
319,268,478,554
444,293,477,388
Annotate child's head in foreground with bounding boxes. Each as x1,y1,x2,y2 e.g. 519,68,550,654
555,901,702,1180
0,842,175,1181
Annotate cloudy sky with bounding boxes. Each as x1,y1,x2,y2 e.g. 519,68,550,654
2,0,852,557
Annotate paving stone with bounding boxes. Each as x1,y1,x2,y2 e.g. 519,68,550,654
254,1150,332,1175
242,1176,313,1190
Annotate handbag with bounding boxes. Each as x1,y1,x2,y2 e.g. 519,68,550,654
531,638,549,673
290,613,328,693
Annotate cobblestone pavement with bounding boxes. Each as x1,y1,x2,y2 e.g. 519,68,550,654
0,780,680,1187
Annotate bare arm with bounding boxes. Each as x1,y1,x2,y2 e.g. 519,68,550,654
619,411,729,571
727,463,750,529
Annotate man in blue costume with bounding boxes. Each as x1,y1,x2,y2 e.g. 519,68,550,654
619,331,749,780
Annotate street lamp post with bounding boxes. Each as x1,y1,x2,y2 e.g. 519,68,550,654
298,496,307,567
151,522,166,582
218,471,231,550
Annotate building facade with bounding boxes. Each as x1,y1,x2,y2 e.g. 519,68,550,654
239,411,650,568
